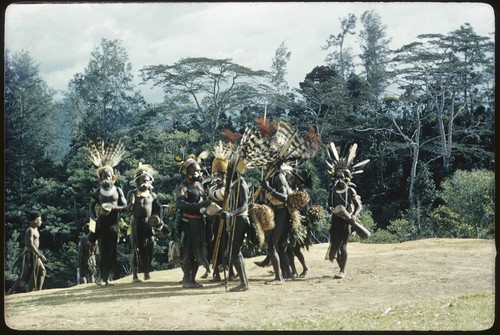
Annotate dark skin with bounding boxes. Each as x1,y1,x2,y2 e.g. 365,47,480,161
221,174,250,292
328,177,362,279
287,174,309,279
288,243,308,278
206,173,238,282
78,227,97,284
176,163,211,288
206,173,226,282
90,167,127,286
7,215,47,294
126,173,162,282
259,171,309,279
262,168,294,284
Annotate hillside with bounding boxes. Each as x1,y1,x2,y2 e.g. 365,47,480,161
4,238,496,331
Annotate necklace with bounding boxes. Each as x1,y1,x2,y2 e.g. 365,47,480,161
100,185,116,197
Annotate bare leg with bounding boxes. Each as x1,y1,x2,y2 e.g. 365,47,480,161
265,218,285,285
293,246,308,278
229,218,249,291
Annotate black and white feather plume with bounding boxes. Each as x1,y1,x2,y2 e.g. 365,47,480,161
227,120,321,174
326,141,370,184
87,137,125,168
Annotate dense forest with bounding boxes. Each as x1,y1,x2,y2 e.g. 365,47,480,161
4,11,494,290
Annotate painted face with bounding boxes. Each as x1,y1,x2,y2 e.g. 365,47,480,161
214,172,226,186
100,168,115,190
137,174,153,191
187,163,203,182
333,170,348,191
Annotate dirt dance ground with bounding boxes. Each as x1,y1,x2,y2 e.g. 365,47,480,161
4,238,496,331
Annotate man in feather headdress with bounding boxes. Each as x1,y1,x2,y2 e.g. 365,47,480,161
261,162,295,284
176,157,212,288
87,138,128,286
205,141,230,282
126,163,163,283
220,163,251,292
326,142,371,279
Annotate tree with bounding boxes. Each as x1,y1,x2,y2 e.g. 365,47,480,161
296,65,344,137
269,41,291,96
266,41,292,120
436,169,494,238
359,10,391,101
67,38,146,145
392,25,494,174
4,50,57,204
140,57,270,144
322,13,357,79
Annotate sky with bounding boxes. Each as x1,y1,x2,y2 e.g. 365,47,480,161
4,2,495,103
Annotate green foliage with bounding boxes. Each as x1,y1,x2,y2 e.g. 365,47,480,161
68,38,145,143
367,229,400,244
4,24,495,291
4,230,23,282
43,242,79,288
140,57,271,144
387,218,418,242
430,205,470,238
436,169,494,238
4,50,57,203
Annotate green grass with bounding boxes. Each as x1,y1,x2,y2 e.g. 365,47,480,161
233,292,495,331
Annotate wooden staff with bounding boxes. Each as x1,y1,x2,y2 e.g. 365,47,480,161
225,176,242,292
211,156,240,291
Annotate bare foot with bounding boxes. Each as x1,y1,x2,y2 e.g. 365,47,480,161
334,271,345,279
229,284,249,292
183,281,203,288
265,279,284,285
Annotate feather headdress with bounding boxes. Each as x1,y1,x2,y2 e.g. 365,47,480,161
223,120,321,174
87,137,125,180
326,141,370,187
134,162,157,182
211,140,232,174
177,150,210,175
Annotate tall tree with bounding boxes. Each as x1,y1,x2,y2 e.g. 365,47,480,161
140,57,270,144
67,38,145,145
322,13,357,79
359,10,391,100
270,41,291,96
4,50,57,203
266,41,292,120
296,65,347,139
392,25,494,174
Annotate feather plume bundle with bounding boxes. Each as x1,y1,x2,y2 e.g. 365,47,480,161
87,137,125,169
249,203,275,248
249,203,275,231
287,190,310,209
326,141,370,183
288,207,303,235
307,204,323,222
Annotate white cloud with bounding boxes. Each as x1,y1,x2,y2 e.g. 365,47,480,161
5,2,495,103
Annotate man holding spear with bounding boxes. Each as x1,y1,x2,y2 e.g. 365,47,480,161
220,165,251,292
